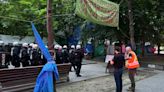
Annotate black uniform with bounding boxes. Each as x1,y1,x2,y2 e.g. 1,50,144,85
69,49,76,71
20,47,30,67
11,46,21,67
4,45,12,66
74,49,84,77
56,50,62,64
31,49,41,66
61,49,70,63
0,46,3,68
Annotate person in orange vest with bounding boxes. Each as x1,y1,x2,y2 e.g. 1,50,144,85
125,46,140,92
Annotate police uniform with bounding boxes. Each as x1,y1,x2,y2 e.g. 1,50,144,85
11,42,20,67
74,45,83,77
30,44,41,66
69,45,76,71
56,48,63,64
20,43,30,67
61,45,70,63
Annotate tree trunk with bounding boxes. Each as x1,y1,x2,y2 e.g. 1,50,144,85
47,0,54,51
127,0,136,50
141,30,145,57
47,0,56,91
157,43,161,55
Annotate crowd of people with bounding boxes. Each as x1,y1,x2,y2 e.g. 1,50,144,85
0,41,84,77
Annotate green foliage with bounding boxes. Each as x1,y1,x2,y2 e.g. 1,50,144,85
0,0,163,45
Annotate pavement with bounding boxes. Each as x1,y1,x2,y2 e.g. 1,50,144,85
62,59,164,92
62,62,108,83
123,71,164,92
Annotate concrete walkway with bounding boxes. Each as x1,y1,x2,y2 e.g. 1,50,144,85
123,71,164,92
68,62,108,83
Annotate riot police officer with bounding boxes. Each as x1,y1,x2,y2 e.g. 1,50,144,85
61,45,69,63
30,44,41,66
20,43,30,67
0,41,6,68
74,45,84,77
0,41,4,52
69,45,76,71
56,46,62,64
11,42,21,67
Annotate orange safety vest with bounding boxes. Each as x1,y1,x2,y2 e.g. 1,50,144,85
126,51,140,69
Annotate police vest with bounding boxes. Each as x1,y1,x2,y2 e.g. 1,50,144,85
126,51,140,69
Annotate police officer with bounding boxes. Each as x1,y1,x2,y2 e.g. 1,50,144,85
74,45,84,77
56,46,62,64
30,44,40,66
54,44,59,60
0,41,4,52
11,42,20,67
28,43,34,65
0,41,5,68
20,43,30,67
62,45,69,63
69,45,76,71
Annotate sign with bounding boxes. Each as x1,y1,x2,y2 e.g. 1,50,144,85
105,55,114,63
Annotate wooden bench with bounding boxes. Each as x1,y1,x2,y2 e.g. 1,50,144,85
0,63,71,92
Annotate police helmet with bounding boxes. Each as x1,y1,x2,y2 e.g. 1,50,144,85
71,45,75,49
22,43,28,47
0,41,4,45
63,45,67,49
32,44,38,49
59,46,62,49
13,42,19,46
76,45,81,49
54,44,60,49
29,43,34,47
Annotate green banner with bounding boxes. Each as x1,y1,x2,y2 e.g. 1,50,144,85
75,0,119,27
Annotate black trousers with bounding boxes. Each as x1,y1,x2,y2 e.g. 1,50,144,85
21,57,29,67
12,55,20,67
75,62,82,76
70,62,76,71
128,68,137,90
114,68,123,92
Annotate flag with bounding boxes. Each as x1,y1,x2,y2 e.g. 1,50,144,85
75,0,119,27
31,22,59,92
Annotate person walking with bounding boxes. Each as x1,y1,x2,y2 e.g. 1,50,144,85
74,45,84,77
125,46,140,92
110,48,125,92
69,45,76,71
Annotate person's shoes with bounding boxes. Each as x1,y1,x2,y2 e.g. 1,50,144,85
127,87,135,92
77,75,82,77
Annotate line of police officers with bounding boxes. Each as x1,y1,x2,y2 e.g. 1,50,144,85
0,41,84,77
54,44,84,77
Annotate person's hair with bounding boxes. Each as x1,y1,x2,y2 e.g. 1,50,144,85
126,46,132,51
115,47,120,52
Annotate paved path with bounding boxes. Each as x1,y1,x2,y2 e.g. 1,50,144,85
67,62,108,83
123,71,164,92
